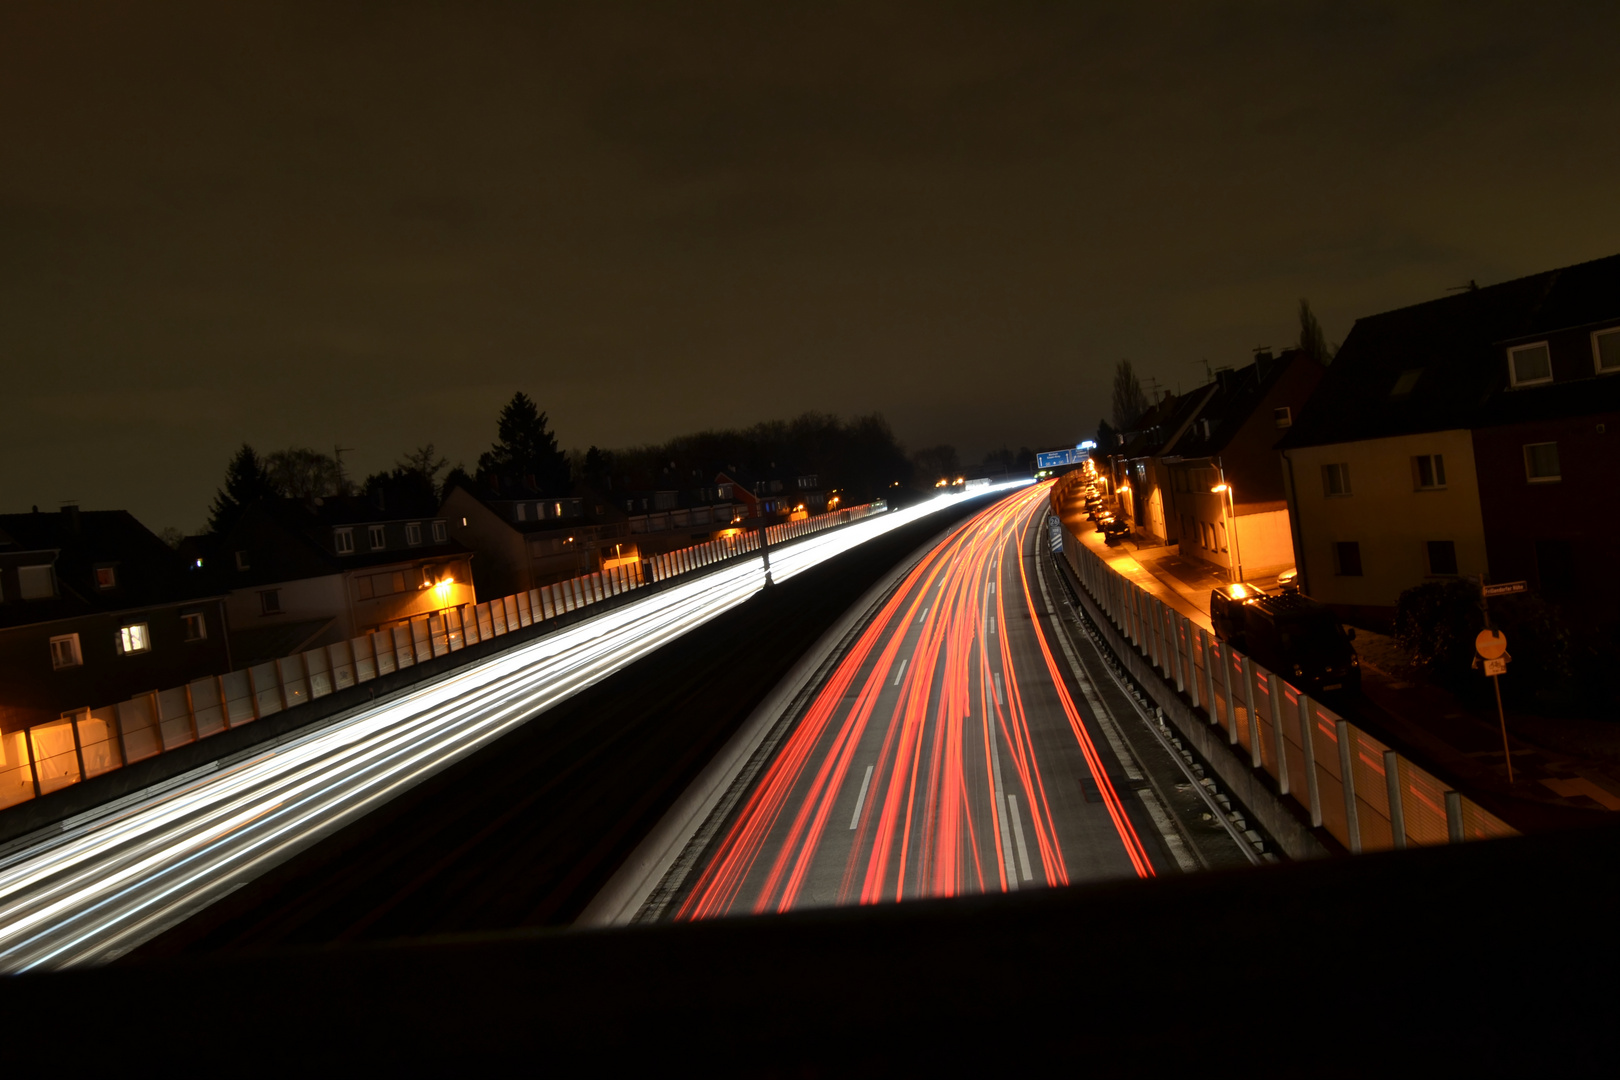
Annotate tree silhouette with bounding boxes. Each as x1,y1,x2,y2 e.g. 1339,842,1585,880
1297,298,1335,366
207,444,276,535
1110,359,1148,430
478,392,569,493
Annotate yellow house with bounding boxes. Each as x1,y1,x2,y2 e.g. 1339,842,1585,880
1280,429,1488,622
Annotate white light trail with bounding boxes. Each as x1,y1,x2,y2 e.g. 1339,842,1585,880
0,484,1031,972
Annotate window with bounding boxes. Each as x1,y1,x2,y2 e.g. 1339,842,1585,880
334,527,355,555
1414,453,1447,490
368,525,386,549
515,503,526,522
259,589,282,615
1273,406,1292,428
234,550,250,571
357,575,375,600
1524,442,1561,482
1594,328,1620,374
432,520,447,543
1322,463,1352,497
1508,342,1553,387
18,565,54,600
181,612,207,642
1334,541,1363,577
94,566,117,589
49,634,81,670
1390,369,1423,397
1426,540,1458,576
406,522,422,546
116,623,150,655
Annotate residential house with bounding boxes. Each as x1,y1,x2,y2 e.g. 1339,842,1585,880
0,508,231,798
1278,251,1620,625
205,497,475,663
442,478,633,599
1161,349,1325,579
1115,390,1212,546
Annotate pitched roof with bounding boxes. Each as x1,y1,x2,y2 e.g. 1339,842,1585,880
0,508,216,629
1170,350,1308,459
1279,251,1620,450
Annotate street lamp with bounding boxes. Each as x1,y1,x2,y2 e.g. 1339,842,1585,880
1211,480,1244,582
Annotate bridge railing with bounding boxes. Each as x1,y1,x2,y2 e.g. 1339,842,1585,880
1,502,884,813
1049,486,1514,854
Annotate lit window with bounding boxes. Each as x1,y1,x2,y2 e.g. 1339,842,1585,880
1334,541,1363,577
1414,454,1447,490
1426,540,1458,576
117,623,150,655
334,527,355,554
1593,328,1620,374
406,522,422,546
1508,343,1553,387
1524,442,1561,482
94,566,117,589
1273,406,1292,428
260,589,282,615
18,564,54,600
368,525,386,549
49,634,81,670
432,521,447,543
515,504,526,522
181,612,207,641
1322,463,1352,497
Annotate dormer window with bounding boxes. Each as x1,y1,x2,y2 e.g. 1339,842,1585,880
334,527,355,555
1508,342,1553,387
1390,369,1423,397
94,566,117,589
1273,407,1292,429
432,520,447,543
1593,327,1620,374
406,522,422,546
515,503,526,521
234,551,250,571
368,525,386,549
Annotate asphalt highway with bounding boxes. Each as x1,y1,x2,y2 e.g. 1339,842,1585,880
672,483,1187,919
0,492,1001,972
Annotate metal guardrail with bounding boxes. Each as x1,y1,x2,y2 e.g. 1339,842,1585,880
1,502,884,813
1050,487,1515,853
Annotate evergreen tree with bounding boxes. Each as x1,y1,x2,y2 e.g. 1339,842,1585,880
477,392,569,492
208,444,276,535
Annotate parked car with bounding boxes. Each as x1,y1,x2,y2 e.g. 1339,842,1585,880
1239,591,1361,697
1209,582,1264,646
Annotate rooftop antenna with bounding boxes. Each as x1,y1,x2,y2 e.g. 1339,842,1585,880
1446,279,1479,293
1189,358,1212,381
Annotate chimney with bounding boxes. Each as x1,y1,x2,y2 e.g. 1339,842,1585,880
61,503,81,534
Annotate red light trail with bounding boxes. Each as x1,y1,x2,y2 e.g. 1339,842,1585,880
679,483,1156,920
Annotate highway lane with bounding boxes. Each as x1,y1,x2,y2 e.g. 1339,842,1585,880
0,491,1013,972
674,483,1173,919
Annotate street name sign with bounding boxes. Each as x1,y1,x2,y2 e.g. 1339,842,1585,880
1483,581,1527,597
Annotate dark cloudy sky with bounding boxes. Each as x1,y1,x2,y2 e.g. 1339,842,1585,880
5,2,1619,531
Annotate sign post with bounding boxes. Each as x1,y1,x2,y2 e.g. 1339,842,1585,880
1476,576,1526,783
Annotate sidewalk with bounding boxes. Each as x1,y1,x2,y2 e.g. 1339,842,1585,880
1056,487,1620,825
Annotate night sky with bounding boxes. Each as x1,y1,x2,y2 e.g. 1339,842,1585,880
6,2,1619,532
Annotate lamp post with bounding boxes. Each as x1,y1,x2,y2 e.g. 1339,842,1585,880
1211,478,1243,583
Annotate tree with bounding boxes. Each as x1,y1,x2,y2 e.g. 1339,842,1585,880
207,444,277,534
1298,298,1335,366
265,447,344,500
397,444,450,496
362,467,439,516
582,445,614,489
477,392,569,493
912,445,961,484
1111,359,1149,430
